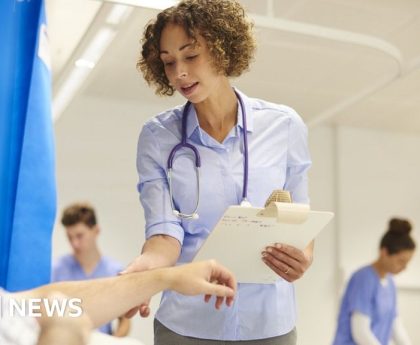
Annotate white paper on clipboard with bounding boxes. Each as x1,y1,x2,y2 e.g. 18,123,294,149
193,202,334,284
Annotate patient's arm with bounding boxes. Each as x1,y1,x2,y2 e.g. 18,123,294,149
15,260,236,328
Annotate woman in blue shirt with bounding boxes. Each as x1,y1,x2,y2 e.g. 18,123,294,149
333,218,416,345
124,1,313,344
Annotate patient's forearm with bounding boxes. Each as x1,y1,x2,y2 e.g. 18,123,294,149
16,260,236,329
25,270,167,328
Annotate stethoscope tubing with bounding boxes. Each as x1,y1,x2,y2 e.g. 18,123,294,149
167,90,249,218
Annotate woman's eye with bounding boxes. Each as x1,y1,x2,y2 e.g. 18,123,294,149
164,61,175,66
186,55,198,60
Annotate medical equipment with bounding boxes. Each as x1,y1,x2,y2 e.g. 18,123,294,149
167,90,249,219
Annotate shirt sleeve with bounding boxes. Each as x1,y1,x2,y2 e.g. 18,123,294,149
347,271,376,317
136,124,185,245
284,110,312,204
351,312,381,345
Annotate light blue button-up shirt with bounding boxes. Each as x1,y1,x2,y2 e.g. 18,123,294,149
136,89,311,340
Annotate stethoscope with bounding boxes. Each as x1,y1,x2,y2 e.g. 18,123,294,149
167,90,250,219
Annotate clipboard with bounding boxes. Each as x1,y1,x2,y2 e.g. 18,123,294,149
193,200,334,284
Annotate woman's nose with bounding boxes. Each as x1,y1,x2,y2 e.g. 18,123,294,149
175,64,188,79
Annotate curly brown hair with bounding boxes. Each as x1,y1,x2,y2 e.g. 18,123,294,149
137,0,256,96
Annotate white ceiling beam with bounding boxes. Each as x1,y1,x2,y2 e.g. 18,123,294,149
251,14,403,70
308,58,420,127
250,14,407,127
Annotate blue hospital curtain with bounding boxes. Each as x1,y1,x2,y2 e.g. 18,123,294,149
0,0,56,291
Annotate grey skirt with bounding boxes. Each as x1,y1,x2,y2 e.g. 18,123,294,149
154,319,297,345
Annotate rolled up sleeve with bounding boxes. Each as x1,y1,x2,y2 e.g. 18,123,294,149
136,124,185,245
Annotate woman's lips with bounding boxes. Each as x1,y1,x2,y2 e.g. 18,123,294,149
180,82,199,96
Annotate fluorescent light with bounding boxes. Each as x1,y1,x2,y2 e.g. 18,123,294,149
54,0,169,121
80,27,116,65
74,59,95,69
106,4,133,25
102,0,178,10
53,28,117,121
52,67,91,121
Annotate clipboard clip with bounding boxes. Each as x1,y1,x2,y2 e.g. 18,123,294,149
257,190,310,224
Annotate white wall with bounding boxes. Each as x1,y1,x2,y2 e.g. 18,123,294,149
296,125,338,345
299,125,420,344
337,126,420,344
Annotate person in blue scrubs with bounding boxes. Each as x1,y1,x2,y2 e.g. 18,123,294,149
333,218,416,345
52,202,130,337
123,0,313,344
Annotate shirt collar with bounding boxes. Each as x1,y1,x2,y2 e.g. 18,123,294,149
185,88,254,139
234,88,254,134
185,104,201,139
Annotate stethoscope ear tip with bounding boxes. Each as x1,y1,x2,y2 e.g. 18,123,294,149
173,210,180,217
192,213,199,220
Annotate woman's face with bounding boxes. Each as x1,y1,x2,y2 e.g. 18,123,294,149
382,249,414,275
159,23,224,103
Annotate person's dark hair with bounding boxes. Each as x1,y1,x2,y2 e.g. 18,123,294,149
380,218,416,255
61,203,97,228
137,0,256,96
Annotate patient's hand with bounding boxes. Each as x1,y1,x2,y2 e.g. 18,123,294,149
164,260,237,309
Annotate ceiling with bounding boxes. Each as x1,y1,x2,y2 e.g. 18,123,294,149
46,0,420,134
